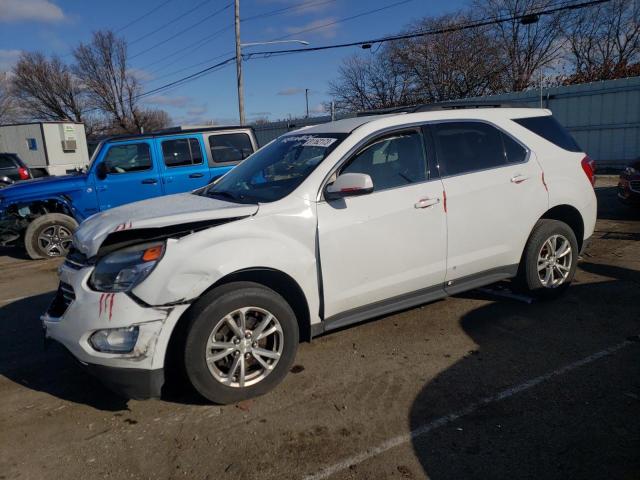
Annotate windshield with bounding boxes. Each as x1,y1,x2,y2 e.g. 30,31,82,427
200,133,346,203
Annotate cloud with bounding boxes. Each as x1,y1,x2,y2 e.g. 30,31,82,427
256,0,333,16
186,105,207,116
285,17,339,39
0,0,65,23
250,111,272,117
0,49,21,71
277,87,304,96
128,68,155,83
144,95,192,108
310,103,326,114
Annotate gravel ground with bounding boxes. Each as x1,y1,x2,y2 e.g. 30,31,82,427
0,176,638,480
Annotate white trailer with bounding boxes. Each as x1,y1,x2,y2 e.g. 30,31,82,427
0,121,89,176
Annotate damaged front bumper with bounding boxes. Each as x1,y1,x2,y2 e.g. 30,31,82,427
41,262,190,399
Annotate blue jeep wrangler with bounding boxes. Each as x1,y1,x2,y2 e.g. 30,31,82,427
0,126,257,259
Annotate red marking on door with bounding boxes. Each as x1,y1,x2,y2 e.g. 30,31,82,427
443,190,447,213
541,172,549,192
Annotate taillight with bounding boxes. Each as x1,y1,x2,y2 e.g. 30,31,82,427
581,156,595,187
18,167,30,180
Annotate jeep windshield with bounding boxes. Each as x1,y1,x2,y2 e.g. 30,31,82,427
201,133,346,203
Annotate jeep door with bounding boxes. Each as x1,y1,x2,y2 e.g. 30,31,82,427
158,135,210,194
428,120,547,285
94,140,163,210
317,128,447,319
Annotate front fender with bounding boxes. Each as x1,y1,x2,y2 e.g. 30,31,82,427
131,204,320,322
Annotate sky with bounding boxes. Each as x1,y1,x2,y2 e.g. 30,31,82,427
0,0,470,125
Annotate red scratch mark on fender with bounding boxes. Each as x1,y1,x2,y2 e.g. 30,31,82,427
443,190,447,213
108,293,115,321
113,221,134,232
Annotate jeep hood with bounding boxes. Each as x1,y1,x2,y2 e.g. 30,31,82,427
0,174,87,202
74,192,258,257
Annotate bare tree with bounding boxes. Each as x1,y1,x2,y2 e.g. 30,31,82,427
0,72,19,123
475,0,565,91
391,13,506,102
562,0,640,83
328,49,413,112
73,30,168,134
11,52,87,123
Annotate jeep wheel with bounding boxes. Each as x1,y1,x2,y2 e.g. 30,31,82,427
24,213,78,260
184,282,299,404
517,219,579,298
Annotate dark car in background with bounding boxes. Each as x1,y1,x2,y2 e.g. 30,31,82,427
0,153,38,188
618,159,640,206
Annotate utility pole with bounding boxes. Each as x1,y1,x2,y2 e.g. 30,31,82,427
305,88,309,118
234,0,245,125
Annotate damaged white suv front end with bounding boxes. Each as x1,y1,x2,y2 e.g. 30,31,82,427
42,194,260,398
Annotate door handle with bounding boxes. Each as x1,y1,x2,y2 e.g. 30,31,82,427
511,174,529,184
414,197,440,209
141,178,158,184
189,173,204,178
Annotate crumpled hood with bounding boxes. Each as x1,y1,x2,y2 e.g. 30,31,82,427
74,192,258,257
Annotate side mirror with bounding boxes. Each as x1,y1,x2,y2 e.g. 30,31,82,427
96,162,108,180
325,172,374,201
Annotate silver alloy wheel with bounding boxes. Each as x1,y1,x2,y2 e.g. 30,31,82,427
205,306,283,388
37,224,73,257
537,234,573,288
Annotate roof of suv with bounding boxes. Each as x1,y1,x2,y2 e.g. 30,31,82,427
294,107,551,136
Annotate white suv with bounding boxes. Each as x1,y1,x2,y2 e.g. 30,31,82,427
42,106,597,403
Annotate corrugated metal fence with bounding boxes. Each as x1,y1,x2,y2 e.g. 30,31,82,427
253,76,640,169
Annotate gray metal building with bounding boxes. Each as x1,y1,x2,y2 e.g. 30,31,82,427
253,76,640,170
0,121,90,176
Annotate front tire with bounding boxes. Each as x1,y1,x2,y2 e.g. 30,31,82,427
517,219,579,299
184,282,299,404
24,213,77,260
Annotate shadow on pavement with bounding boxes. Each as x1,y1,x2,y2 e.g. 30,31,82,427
595,186,640,221
0,293,129,411
409,269,640,479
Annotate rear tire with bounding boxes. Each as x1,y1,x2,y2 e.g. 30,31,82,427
24,213,77,260
517,219,579,299
183,282,299,404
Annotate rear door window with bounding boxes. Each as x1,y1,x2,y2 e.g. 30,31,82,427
514,116,581,152
162,138,203,167
432,122,508,176
208,133,254,163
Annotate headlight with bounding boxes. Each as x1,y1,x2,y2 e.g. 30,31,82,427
624,166,637,175
90,326,139,353
90,242,165,292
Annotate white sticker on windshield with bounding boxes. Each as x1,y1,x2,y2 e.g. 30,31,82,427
302,137,337,148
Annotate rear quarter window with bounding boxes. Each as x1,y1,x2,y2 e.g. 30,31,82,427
514,116,581,152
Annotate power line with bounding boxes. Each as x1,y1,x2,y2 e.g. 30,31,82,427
135,0,337,74
272,0,414,42
134,0,610,100
244,0,612,59
115,0,173,33
130,2,233,60
128,0,215,46
140,26,233,72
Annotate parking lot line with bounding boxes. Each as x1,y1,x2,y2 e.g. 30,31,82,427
303,338,635,480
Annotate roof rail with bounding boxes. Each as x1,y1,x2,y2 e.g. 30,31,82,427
412,100,529,112
153,124,249,134
355,105,412,117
